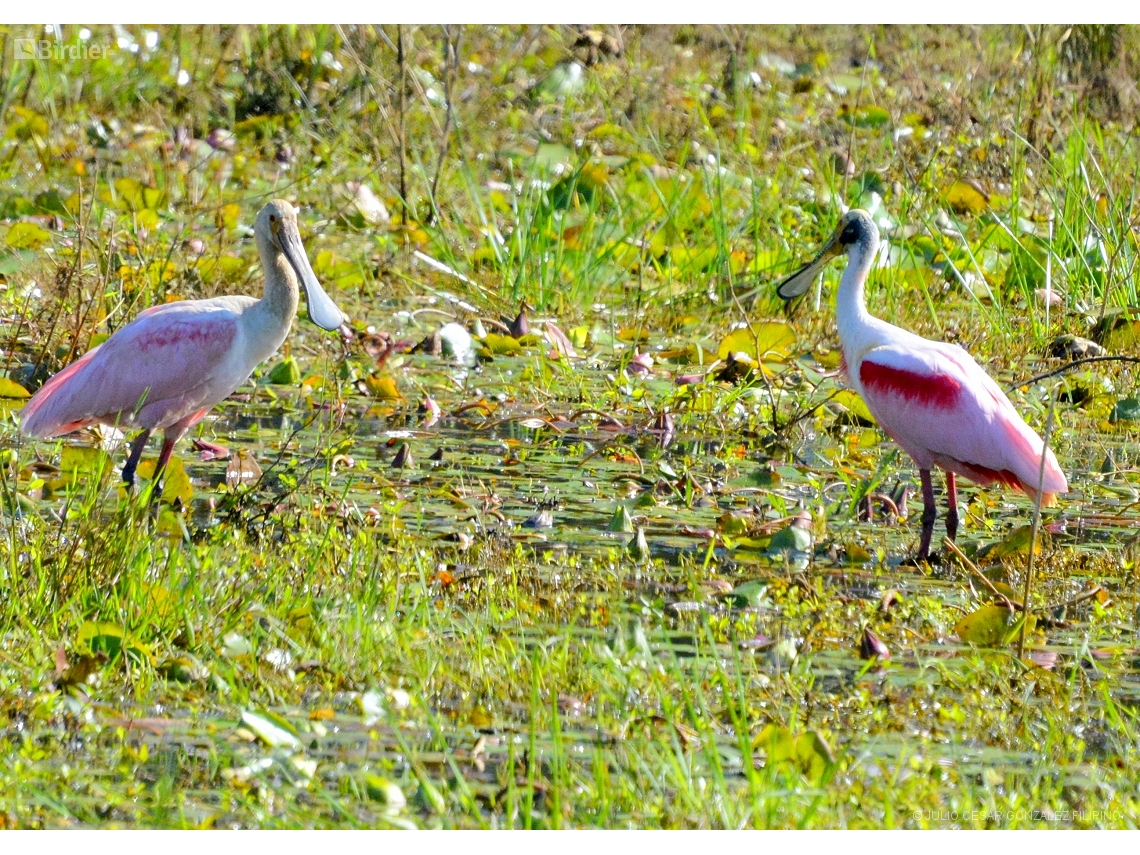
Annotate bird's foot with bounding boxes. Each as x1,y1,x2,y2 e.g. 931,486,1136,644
898,549,943,570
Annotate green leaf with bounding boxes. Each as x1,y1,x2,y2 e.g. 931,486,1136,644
267,356,301,385
364,774,407,809
953,604,1032,647
77,621,124,658
831,390,876,424
1110,397,1140,423
840,104,890,128
608,504,634,533
5,222,52,249
60,445,114,477
0,249,36,276
768,524,812,553
717,511,750,536
717,322,796,361
978,525,1038,561
794,730,836,783
533,142,574,168
723,580,769,609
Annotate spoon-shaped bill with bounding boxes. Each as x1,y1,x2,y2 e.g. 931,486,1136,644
776,231,843,301
279,225,348,331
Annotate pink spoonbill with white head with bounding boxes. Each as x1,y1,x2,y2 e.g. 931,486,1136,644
777,209,1067,561
21,199,347,488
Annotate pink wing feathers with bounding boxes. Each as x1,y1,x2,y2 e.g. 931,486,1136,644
853,342,1067,501
21,302,243,439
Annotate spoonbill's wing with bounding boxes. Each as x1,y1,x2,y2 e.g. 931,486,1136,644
853,342,1067,498
21,302,248,438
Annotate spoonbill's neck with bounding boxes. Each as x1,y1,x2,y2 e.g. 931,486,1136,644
247,235,301,358
254,234,300,329
835,230,880,350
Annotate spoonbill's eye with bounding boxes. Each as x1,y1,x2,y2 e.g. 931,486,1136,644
269,214,276,222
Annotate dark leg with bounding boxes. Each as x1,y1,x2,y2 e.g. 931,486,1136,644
917,468,937,562
122,429,152,487
945,472,959,543
153,434,178,487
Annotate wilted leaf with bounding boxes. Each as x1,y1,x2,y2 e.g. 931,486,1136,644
135,455,192,504
56,650,107,687
135,208,160,232
222,632,253,658
193,439,230,461
671,245,719,274
391,442,414,469
533,142,574,168
240,709,302,750
347,182,390,226
754,724,796,762
362,374,403,400
859,626,890,660
225,451,262,488
944,179,989,215
159,654,209,683
616,327,649,345
543,321,578,358
1093,314,1140,350
568,326,590,349
215,203,242,231
7,106,49,140
482,333,523,355
1,377,34,398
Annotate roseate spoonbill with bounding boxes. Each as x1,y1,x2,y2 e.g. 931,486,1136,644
21,199,346,488
777,210,1067,561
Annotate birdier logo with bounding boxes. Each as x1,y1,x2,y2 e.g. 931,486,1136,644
14,38,111,61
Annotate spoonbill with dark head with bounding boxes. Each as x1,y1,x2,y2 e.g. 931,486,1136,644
21,199,347,488
777,209,1067,561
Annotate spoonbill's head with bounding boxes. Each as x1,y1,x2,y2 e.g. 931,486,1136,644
776,209,878,301
256,200,347,331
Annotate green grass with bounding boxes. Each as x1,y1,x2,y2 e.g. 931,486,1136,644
0,24,1139,828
